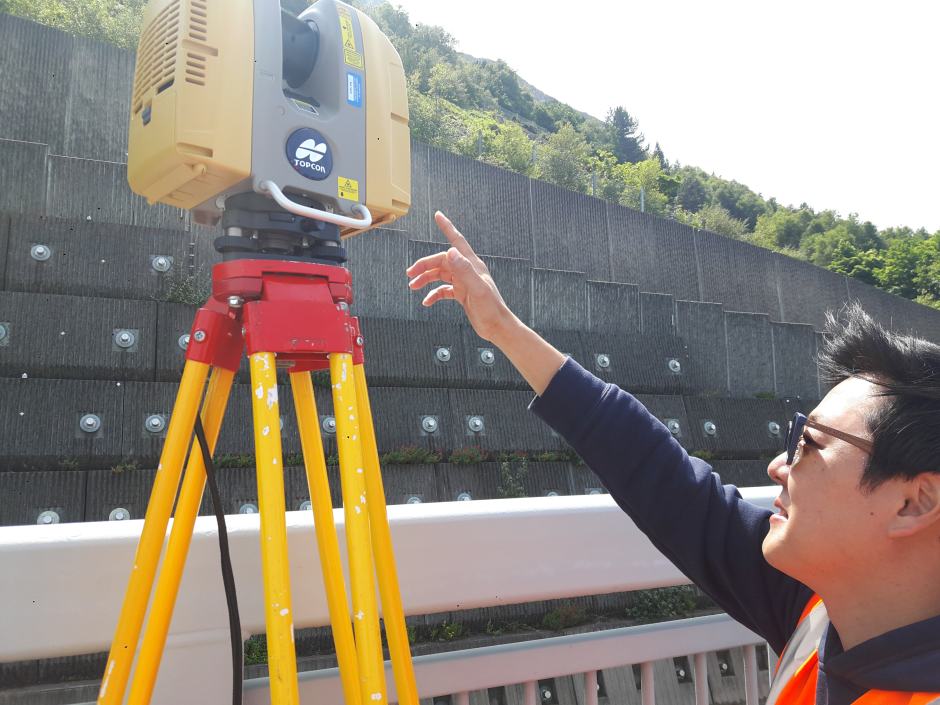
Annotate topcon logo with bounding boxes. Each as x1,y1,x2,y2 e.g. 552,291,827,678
286,129,333,181
295,139,327,163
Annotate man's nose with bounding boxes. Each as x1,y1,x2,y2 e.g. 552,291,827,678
767,452,789,485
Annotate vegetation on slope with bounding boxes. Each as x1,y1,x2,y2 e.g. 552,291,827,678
4,0,937,309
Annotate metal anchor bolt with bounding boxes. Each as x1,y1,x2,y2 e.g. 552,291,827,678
321,417,336,434
80,414,101,433
768,421,781,435
151,255,172,273
666,419,681,435
30,244,51,261
467,416,484,433
596,353,611,369
178,334,190,350
109,508,129,521
479,349,495,365
703,421,717,436
435,347,451,363
421,416,438,434
668,358,682,374
114,330,136,348
145,415,166,433
37,510,60,525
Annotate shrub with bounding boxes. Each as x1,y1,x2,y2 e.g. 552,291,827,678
541,604,587,631
380,445,442,465
625,586,697,623
448,447,489,464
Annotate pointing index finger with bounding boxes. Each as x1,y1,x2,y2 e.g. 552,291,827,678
435,211,477,259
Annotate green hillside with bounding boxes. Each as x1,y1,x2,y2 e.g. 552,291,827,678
4,0,937,310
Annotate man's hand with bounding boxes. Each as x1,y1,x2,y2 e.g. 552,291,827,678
406,212,515,343
405,211,566,396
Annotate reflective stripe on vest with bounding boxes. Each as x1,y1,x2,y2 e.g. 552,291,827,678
766,596,940,705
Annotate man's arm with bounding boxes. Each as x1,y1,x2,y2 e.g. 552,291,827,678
529,356,812,653
407,212,811,651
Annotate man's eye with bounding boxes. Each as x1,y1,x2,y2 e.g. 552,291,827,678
802,432,818,448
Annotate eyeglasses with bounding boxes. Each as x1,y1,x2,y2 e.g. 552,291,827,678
785,412,874,466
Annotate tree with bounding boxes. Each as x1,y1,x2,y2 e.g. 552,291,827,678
828,241,883,286
752,208,814,250
651,142,667,169
676,173,708,213
4,0,146,48
605,106,647,164
713,180,766,231
534,123,590,193
674,204,749,240
618,159,670,215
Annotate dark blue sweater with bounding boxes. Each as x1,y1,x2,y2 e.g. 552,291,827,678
529,358,940,702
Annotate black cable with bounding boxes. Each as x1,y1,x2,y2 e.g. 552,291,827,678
194,417,243,705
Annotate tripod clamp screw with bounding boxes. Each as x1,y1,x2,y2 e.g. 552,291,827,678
193,330,206,343
467,416,485,434
178,334,191,351
114,330,137,349
37,510,60,525
151,255,173,273
79,414,101,433
30,244,52,261
145,415,167,434
356,336,364,347
703,420,718,436
421,416,439,434
321,416,336,434
227,296,244,308
435,347,451,363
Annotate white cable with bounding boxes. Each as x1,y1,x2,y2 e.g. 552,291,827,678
258,180,373,229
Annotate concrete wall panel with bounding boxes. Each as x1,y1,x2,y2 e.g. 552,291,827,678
639,292,676,335
634,394,692,450
0,378,124,467
771,321,820,401
531,269,586,330
438,462,501,503
367,387,453,454
775,253,849,329
64,36,134,162
4,214,189,299
724,312,775,397
346,228,411,319
358,317,466,387
0,291,156,381
84,467,157,523
608,206,700,301
848,277,940,343
380,463,445,504
46,155,184,230
0,139,49,215
483,254,531,326
0,15,71,150
531,181,610,280
459,326,526,390
684,397,788,456
428,147,532,259
0,214,9,291
447,389,557,453
0,470,86,527
586,281,640,334
696,230,781,318
155,302,198,381
521,462,577,497
585,332,687,395
710,460,773,489
675,300,728,396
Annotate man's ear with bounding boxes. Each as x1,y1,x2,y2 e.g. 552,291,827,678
888,472,940,539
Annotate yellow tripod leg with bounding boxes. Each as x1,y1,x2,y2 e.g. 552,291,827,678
250,352,299,705
127,368,235,705
289,370,362,705
99,360,210,705
330,353,387,704
354,364,419,705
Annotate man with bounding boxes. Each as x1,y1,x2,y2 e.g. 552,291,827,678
406,212,940,703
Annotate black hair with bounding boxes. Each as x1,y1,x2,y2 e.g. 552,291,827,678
817,303,940,489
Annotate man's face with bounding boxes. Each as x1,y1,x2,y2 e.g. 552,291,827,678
761,376,895,585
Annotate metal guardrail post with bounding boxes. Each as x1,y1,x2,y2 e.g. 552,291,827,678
584,671,598,705
693,652,708,704
641,661,655,705
743,644,760,705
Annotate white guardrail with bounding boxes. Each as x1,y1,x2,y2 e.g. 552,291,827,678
0,488,779,704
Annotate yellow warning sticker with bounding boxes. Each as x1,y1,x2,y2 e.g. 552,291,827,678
338,177,359,201
339,9,364,69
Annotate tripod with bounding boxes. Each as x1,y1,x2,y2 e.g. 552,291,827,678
98,194,419,705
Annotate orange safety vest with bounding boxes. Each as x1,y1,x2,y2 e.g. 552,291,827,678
767,596,940,705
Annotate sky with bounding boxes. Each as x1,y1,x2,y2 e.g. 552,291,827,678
391,0,940,233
